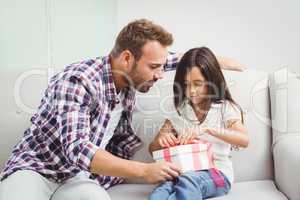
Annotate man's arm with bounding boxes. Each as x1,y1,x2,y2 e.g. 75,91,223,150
217,57,246,71
164,52,246,72
90,148,181,184
55,77,181,184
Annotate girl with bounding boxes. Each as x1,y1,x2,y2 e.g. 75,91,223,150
148,47,249,200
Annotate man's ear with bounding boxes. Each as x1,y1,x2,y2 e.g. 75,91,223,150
120,50,135,71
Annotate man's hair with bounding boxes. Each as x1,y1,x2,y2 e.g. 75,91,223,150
110,19,173,60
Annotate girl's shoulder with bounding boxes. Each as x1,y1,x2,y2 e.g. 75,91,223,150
213,100,242,121
211,100,240,110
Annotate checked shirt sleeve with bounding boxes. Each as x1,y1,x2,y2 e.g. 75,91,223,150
163,52,180,72
54,76,99,171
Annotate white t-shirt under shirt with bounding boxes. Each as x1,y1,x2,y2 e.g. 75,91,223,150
78,92,125,182
99,91,125,149
167,100,242,184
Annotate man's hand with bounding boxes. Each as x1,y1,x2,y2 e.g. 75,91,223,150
178,53,246,71
141,162,181,184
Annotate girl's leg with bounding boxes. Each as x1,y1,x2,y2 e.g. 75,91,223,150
149,181,174,200
168,171,203,200
167,170,231,200
197,170,231,199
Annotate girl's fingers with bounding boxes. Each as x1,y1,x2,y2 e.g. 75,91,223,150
181,134,188,144
166,135,175,146
178,134,183,144
164,138,171,147
170,134,178,144
183,136,189,145
181,135,188,145
201,127,210,134
159,138,168,148
158,139,164,147
161,138,167,147
168,136,175,145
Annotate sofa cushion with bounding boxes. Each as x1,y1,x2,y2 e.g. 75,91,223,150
108,180,287,200
131,69,273,183
0,69,274,183
0,70,47,170
273,135,300,200
269,67,300,143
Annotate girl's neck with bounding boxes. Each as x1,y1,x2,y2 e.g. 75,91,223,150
190,100,211,123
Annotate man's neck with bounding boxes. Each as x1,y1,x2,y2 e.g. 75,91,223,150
109,55,128,93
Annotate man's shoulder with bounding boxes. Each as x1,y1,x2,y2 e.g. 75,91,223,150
66,56,106,77
49,57,108,94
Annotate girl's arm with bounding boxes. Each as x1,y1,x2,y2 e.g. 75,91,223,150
204,119,249,148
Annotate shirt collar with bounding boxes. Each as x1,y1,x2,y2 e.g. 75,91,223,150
101,56,118,104
100,56,136,110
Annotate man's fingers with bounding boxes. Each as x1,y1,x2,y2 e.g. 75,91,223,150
162,171,173,181
166,162,182,174
163,166,180,179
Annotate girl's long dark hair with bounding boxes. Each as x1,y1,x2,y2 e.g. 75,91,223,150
173,47,244,123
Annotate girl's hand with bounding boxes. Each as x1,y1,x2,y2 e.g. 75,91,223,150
149,120,179,153
201,123,249,148
156,131,178,148
178,127,217,145
178,128,199,145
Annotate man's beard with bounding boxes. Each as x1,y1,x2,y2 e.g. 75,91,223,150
127,62,156,93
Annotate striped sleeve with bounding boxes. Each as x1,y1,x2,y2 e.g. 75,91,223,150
164,52,180,72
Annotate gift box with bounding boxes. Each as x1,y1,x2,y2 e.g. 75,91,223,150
152,139,215,172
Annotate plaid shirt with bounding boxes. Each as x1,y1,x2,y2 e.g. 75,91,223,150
0,53,179,189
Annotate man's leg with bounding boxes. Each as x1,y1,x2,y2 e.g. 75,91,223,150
51,173,111,200
0,170,58,200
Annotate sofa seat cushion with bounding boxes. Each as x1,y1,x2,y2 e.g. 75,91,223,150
108,180,287,200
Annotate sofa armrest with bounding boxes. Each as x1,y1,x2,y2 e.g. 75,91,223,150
273,135,300,200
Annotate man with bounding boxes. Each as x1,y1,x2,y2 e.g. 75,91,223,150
0,19,244,200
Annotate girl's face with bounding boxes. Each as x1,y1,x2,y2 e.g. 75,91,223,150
184,66,208,105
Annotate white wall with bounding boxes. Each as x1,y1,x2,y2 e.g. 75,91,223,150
0,0,117,71
0,0,299,171
0,0,117,112
0,0,118,167
1,0,299,72
1,0,298,123
116,0,300,73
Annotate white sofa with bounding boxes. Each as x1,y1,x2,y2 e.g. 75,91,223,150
1,68,299,200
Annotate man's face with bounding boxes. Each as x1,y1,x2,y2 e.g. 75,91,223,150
128,41,168,93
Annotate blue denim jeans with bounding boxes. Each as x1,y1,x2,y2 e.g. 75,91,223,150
149,170,231,200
